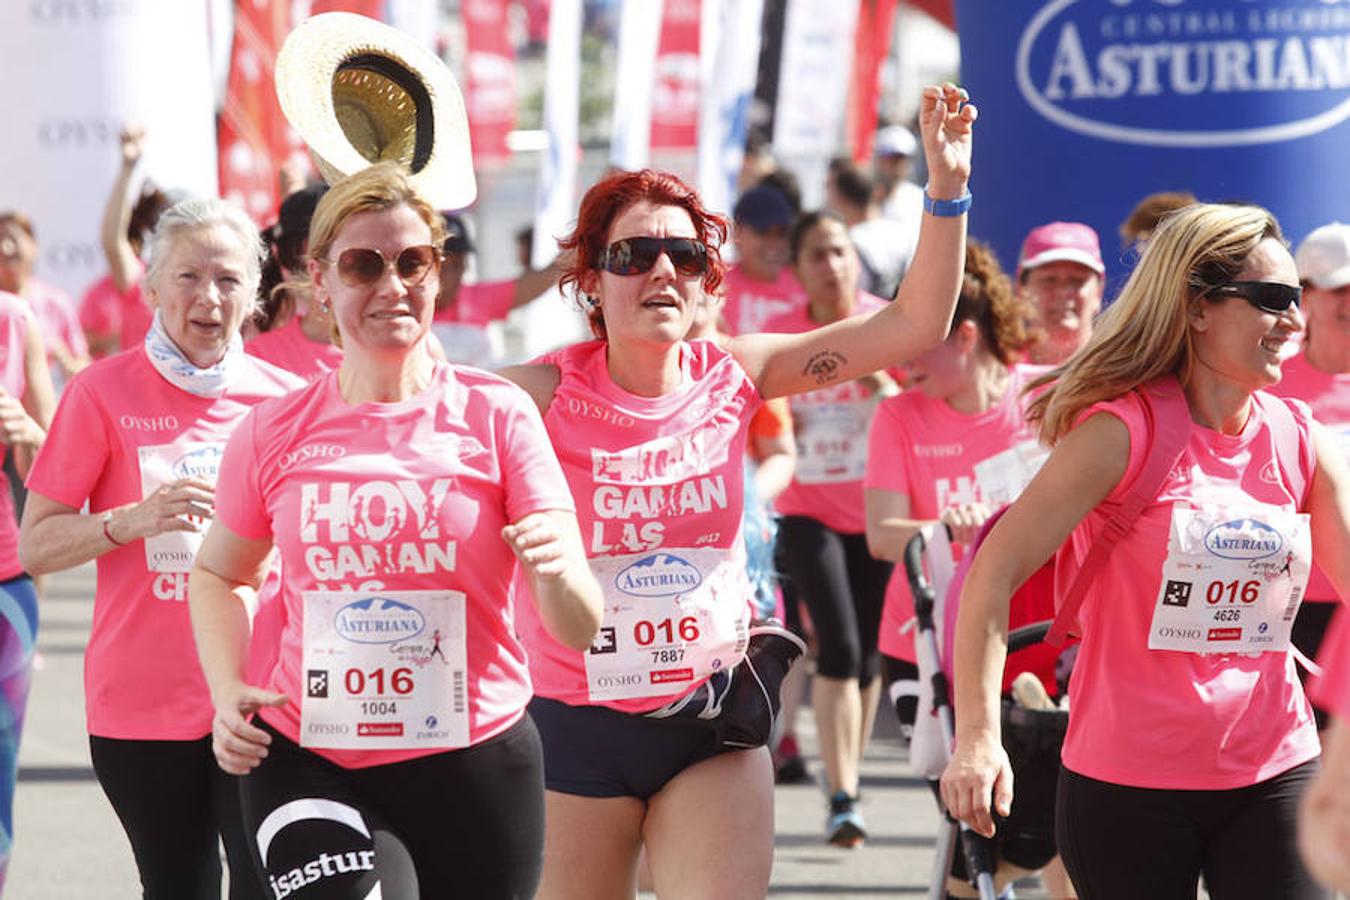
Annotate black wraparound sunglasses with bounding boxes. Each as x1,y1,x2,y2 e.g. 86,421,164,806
598,237,709,277
1208,280,1302,314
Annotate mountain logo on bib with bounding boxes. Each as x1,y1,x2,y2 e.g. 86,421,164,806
171,445,224,480
615,554,703,598
334,597,426,644
1203,519,1283,560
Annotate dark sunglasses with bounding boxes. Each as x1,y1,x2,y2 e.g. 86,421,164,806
1208,280,1302,314
598,237,709,277
322,245,441,288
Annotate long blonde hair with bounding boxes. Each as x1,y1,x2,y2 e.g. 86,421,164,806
1027,203,1285,444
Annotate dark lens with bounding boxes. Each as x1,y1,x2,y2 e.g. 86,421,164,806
1224,281,1300,313
600,238,648,275
666,239,708,276
337,248,385,286
396,245,436,285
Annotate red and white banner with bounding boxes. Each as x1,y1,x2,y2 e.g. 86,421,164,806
218,1,297,223
463,0,516,166
848,0,900,162
650,0,701,152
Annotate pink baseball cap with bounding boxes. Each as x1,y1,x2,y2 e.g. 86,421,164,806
1018,222,1105,279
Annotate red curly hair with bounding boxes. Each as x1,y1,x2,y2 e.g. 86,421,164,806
559,169,729,339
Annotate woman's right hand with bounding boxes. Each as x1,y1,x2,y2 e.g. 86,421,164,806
940,734,1014,838
113,478,216,542
940,502,992,546
210,681,289,776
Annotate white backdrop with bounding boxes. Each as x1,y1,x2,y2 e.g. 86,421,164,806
0,0,221,300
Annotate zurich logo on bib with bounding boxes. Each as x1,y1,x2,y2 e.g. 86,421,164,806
615,554,703,598
334,597,427,644
956,0,1350,281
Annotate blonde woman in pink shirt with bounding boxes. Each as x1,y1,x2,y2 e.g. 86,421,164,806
941,204,1350,900
188,163,602,900
501,82,974,900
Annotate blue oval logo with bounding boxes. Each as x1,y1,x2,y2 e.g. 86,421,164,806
334,597,426,644
615,553,703,598
1203,519,1284,560
172,444,224,481
1017,0,1350,147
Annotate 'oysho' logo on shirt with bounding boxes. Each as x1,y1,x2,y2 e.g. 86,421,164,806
119,414,179,432
278,444,347,471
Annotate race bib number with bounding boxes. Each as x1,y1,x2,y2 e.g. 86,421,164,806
794,400,875,484
1147,506,1310,654
137,442,224,572
973,440,1049,508
300,590,469,750
584,548,750,702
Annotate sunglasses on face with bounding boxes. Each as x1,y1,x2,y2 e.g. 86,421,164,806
322,245,441,288
598,237,709,277
1208,280,1302,314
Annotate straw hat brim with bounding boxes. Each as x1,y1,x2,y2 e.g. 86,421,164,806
276,12,476,210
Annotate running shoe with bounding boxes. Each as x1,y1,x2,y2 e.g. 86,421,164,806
826,791,866,848
773,735,813,785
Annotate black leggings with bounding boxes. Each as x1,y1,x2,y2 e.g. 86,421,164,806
241,715,545,899
89,734,263,899
1056,761,1328,900
775,516,892,682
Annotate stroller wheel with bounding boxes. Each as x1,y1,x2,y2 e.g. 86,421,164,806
826,791,867,848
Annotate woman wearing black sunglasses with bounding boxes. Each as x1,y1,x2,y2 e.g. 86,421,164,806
499,82,975,899
942,203,1350,900
187,162,602,899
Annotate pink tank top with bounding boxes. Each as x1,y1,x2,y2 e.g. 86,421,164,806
519,339,764,713
1060,389,1320,789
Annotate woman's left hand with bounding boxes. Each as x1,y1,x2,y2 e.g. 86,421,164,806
918,82,977,199
0,389,40,447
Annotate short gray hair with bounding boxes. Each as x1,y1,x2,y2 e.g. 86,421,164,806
144,197,265,310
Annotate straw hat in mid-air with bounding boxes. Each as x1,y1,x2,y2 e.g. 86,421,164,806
275,12,476,210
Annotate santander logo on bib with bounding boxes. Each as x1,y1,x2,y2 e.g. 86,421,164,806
1016,0,1350,147
1203,519,1284,560
615,553,702,598
334,597,426,644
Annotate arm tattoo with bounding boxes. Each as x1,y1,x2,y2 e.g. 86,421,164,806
803,350,847,385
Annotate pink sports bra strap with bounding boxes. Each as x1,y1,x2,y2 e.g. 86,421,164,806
1045,377,1191,647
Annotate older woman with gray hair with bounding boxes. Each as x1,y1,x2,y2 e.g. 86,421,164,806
18,197,304,899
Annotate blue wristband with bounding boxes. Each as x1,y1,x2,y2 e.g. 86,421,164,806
923,188,972,217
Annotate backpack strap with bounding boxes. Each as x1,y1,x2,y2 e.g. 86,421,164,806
1252,392,1313,507
1046,377,1191,647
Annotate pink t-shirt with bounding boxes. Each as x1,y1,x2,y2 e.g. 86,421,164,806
1059,389,1320,789
26,347,304,740
79,256,153,356
214,364,574,768
79,262,153,355
720,266,805,336
26,277,88,366
246,318,343,382
1311,608,1350,717
0,294,31,580
866,365,1044,662
518,339,763,713
1269,351,1350,603
767,292,889,534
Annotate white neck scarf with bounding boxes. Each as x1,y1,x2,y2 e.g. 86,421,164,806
143,310,244,398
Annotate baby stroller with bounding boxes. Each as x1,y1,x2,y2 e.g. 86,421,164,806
902,520,1069,900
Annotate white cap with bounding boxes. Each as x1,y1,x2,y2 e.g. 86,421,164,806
874,125,917,158
1295,222,1350,290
